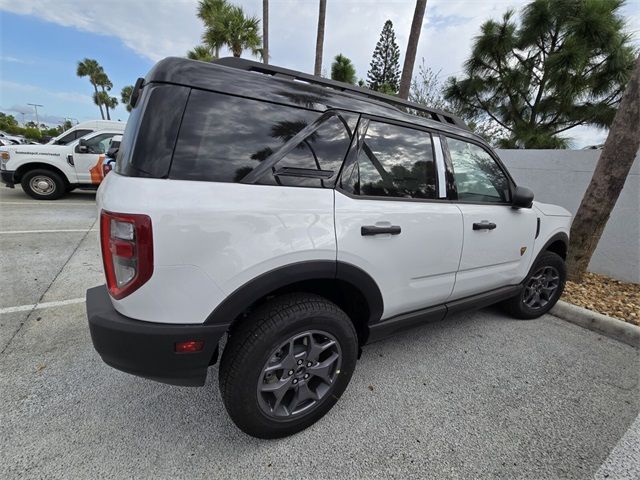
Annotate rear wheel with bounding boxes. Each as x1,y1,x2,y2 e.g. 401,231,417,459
21,169,66,200
219,293,358,438
503,251,566,319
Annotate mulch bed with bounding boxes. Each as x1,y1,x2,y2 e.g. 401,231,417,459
562,272,640,326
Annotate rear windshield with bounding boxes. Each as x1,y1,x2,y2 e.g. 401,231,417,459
115,83,189,178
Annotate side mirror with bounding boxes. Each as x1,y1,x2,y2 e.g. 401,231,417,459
512,186,534,209
76,138,89,153
106,147,119,159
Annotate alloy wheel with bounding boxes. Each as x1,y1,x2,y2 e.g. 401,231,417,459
257,330,342,418
523,266,560,309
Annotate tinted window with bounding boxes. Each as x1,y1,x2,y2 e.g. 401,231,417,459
255,111,358,187
171,89,339,184
82,133,117,154
446,138,510,203
341,121,437,199
74,129,92,140
116,83,190,178
56,129,91,145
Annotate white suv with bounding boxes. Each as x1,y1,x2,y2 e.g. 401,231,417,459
86,57,572,438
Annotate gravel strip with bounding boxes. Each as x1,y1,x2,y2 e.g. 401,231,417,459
563,272,639,325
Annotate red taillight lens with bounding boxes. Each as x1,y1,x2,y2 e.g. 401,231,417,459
175,340,205,353
100,210,153,300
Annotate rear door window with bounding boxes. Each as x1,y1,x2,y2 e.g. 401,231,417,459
340,120,437,199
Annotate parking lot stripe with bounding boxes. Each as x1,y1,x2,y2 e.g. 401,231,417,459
0,202,94,206
0,229,98,234
0,297,86,315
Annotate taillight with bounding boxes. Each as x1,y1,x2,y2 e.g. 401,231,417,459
100,210,153,299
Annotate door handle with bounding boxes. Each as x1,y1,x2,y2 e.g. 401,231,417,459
361,225,402,236
473,221,497,231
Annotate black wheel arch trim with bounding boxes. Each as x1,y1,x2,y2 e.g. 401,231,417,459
538,232,569,259
205,260,384,326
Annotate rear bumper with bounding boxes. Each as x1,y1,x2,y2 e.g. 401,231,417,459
1,170,16,187
86,285,227,386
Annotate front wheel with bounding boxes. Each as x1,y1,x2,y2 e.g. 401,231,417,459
503,251,566,319
21,169,66,200
219,293,358,438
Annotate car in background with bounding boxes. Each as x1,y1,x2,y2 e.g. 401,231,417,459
1,128,124,199
47,120,125,146
0,138,20,146
0,131,26,144
101,135,122,177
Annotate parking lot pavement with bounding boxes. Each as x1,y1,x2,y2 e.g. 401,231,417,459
1,186,639,479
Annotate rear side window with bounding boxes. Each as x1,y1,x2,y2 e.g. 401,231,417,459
340,120,437,199
56,129,91,145
170,90,357,187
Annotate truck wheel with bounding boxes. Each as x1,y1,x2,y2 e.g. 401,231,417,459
219,293,358,439
21,169,66,200
503,251,566,319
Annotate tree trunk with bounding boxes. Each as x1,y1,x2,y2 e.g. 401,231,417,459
263,0,269,64
314,0,327,76
93,83,105,120
399,0,427,100
101,86,111,120
566,55,640,282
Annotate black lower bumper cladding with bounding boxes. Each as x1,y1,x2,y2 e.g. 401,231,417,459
86,285,227,386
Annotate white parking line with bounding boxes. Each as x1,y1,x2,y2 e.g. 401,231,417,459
0,228,98,234
0,297,86,315
0,202,94,206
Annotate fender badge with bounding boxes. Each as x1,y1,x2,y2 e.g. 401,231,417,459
520,247,527,256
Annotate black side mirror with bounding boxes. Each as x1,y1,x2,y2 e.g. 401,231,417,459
512,185,534,209
106,147,119,159
76,138,89,153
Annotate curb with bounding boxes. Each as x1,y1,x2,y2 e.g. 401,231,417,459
551,300,640,348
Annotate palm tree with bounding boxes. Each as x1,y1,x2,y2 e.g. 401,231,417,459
197,0,230,59
314,0,327,76
121,85,133,112
187,45,214,62
205,5,263,58
262,0,269,64
95,70,116,120
331,54,356,84
77,58,105,119
399,0,427,99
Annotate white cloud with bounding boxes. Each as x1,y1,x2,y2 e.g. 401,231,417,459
0,80,92,105
2,0,636,144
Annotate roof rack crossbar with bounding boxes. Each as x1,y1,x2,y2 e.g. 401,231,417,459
213,57,468,130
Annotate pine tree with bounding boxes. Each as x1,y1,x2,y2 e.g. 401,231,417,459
367,20,400,93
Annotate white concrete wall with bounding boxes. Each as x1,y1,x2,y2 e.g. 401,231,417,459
497,149,639,283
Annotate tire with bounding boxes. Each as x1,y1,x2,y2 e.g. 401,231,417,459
21,169,66,200
503,251,566,319
219,293,358,439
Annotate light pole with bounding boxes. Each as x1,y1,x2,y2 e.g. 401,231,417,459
27,103,43,129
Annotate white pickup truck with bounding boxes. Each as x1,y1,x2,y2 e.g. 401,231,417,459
0,121,125,199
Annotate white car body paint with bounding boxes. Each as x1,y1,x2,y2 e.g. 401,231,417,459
334,190,463,319
97,172,572,326
98,174,336,324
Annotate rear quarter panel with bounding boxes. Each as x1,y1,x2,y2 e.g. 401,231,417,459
97,174,336,324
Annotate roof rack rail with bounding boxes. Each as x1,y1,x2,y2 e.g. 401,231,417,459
213,57,468,130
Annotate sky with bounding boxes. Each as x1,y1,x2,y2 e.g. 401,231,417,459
1,0,639,147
